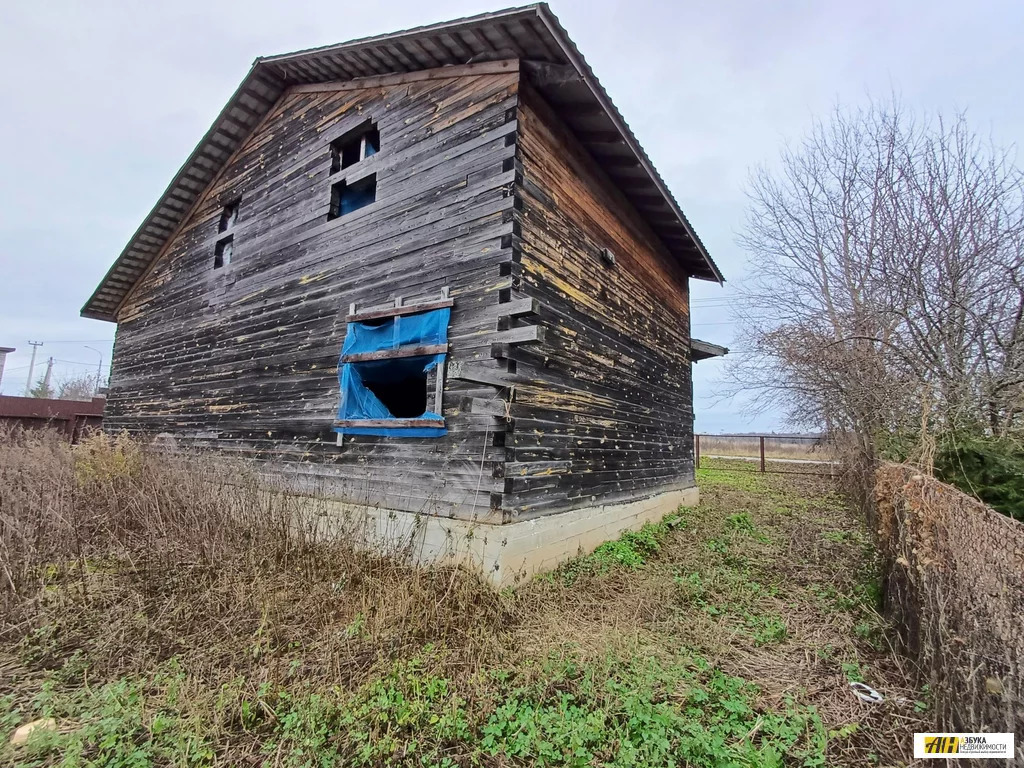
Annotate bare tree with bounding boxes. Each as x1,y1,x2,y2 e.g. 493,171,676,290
729,99,1024,457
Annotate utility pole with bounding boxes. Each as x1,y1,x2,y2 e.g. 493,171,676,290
24,341,43,396
0,346,14,393
42,357,55,398
84,345,103,395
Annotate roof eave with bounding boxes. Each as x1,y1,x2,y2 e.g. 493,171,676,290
533,5,723,284
80,62,284,322
691,338,729,361
83,3,723,321
257,4,546,66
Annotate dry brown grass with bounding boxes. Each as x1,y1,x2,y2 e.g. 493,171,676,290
0,427,514,691
0,428,925,766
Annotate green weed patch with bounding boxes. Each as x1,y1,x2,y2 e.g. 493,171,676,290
4,652,828,768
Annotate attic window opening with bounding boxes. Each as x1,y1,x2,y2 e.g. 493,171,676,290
219,200,240,232
329,175,377,220
330,123,379,174
213,235,233,269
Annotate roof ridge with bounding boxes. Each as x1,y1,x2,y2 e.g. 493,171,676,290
257,4,546,65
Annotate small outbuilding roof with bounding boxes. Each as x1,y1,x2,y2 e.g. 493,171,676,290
82,3,723,322
691,339,728,362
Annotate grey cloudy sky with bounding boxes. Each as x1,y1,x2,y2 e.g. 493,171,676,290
1,0,1021,431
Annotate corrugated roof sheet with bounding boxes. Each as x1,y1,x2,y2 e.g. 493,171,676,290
82,3,723,321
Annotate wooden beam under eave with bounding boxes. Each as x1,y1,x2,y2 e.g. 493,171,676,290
575,130,622,144
286,59,520,94
594,154,641,168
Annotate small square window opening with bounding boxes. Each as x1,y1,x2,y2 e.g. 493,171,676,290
329,174,377,220
330,123,379,174
214,235,233,269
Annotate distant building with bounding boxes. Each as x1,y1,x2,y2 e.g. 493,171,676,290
0,346,13,391
82,4,725,583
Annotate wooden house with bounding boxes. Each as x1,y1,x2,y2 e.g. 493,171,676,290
82,4,725,583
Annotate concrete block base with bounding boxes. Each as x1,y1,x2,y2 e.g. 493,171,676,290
306,485,700,587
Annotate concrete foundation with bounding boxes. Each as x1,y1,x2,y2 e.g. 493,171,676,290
307,484,700,586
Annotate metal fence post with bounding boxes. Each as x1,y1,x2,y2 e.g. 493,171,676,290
695,434,700,469
759,436,766,473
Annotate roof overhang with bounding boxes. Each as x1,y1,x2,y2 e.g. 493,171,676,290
82,3,723,322
691,338,728,362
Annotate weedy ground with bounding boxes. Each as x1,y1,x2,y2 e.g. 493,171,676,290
0,432,925,767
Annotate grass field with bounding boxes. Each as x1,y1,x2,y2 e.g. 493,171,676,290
0,435,924,766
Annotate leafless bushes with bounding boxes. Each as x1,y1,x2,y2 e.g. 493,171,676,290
1,428,306,609
0,427,509,683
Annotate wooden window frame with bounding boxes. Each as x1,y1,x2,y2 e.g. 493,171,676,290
214,199,240,270
335,290,453,440
213,234,234,269
330,121,379,175
328,173,377,220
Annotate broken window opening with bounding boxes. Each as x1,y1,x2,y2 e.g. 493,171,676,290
357,356,434,418
329,174,376,220
335,303,451,438
213,235,233,269
330,123,379,173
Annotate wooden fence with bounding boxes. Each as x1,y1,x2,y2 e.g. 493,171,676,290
695,433,836,475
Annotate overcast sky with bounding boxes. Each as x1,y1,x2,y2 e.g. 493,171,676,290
1,0,1021,431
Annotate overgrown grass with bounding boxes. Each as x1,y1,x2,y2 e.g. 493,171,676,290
0,428,922,766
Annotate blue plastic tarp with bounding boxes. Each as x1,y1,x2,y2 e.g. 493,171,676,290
335,307,450,438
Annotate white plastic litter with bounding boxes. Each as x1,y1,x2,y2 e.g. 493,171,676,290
849,681,884,703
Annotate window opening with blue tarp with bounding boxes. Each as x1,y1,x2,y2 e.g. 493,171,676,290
334,302,451,438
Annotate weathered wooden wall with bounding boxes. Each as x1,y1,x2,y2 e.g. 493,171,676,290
107,67,525,521
106,64,699,525
503,83,696,519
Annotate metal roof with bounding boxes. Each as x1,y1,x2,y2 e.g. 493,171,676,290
82,3,723,322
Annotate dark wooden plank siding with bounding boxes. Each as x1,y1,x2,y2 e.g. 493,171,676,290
107,71,523,521
505,83,695,518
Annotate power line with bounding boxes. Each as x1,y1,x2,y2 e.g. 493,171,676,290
37,339,114,344
53,358,112,368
